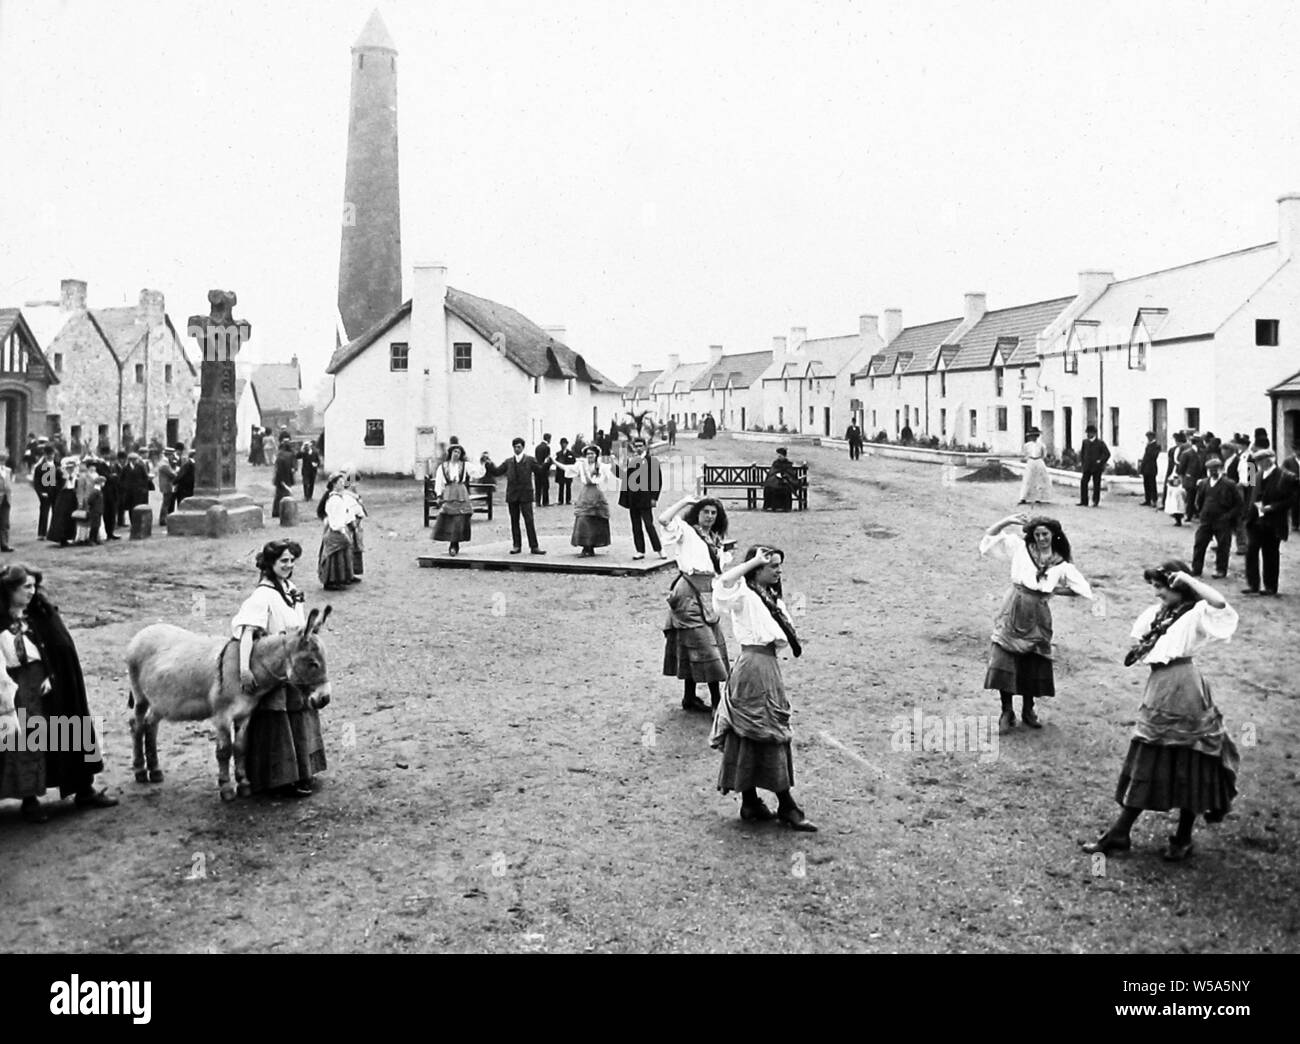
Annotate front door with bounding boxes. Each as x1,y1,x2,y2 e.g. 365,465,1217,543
1022,405,1033,440
1039,410,1055,455
1151,398,1168,446
824,406,831,436
740,406,746,431
0,392,22,466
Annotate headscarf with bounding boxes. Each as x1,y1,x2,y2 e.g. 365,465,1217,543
742,547,802,658
1022,516,1071,580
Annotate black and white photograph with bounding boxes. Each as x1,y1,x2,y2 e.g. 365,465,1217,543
0,0,1296,1008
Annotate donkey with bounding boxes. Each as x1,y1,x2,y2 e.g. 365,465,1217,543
125,606,332,801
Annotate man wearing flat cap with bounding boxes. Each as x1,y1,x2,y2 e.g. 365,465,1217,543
1191,456,1241,578
1242,448,1300,596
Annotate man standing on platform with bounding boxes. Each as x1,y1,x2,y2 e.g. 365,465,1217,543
1242,448,1299,596
1190,456,1241,578
534,434,552,507
845,422,864,461
1139,430,1161,506
33,444,57,539
483,437,548,554
614,436,664,560
554,437,575,506
1079,424,1110,507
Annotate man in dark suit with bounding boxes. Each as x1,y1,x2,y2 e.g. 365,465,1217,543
484,437,547,554
533,434,552,506
1223,433,1252,555
1078,425,1110,506
613,436,663,559
1139,431,1161,506
553,438,575,505
33,444,57,539
272,436,296,518
1283,448,1300,532
297,438,321,500
1190,457,1242,578
1180,435,1207,522
1242,449,1300,596
845,423,864,461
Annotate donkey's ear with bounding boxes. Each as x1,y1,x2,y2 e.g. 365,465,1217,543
302,607,319,640
313,605,332,634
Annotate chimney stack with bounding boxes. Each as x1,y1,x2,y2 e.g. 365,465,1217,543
61,279,87,312
137,289,165,327
963,292,987,325
630,363,642,377
772,335,787,369
668,353,681,372
859,314,880,342
1077,270,1115,299
1278,192,1300,261
789,327,807,353
543,325,567,344
883,309,903,343
709,344,724,366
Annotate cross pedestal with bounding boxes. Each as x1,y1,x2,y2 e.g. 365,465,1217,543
166,290,265,537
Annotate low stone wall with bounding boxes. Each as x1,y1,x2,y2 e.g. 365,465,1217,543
1000,459,1146,495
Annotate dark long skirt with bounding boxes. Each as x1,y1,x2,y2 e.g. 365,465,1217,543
318,527,355,588
714,646,794,793
1114,740,1236,814
243,683,326,793
0,662,48,800
46,489,79,545
572,515,611,548
717,733,794,794
662,574,729,682
432,510,471,543
983,643,1055,698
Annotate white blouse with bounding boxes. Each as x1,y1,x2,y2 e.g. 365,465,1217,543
323,492,362,532
662,517,732,574
1024,441,1045,461
0,624,41,665
712,578,791,648
1130,600,1238,665
979,530,1092,597
231,581,307,637
433,461,481,496
555,459,615,487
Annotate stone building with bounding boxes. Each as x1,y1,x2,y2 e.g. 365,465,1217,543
0,308,59,462
24,279,199,453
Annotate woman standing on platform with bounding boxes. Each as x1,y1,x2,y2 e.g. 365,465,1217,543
980,513,1093,733
710,547,815,831
1017,428,1052,506
234,541,329,797
1083,564,1238,861
317,471,360,590
432,445,476,556
554,445,613,557
658,494,731,713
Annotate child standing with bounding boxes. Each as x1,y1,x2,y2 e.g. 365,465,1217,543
1164,474,1187,526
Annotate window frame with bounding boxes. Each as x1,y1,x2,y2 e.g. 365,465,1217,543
389,341,409,372
453,342,472,371
364,419,385,447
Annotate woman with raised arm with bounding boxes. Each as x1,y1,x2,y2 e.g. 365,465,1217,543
234,540,329,798
1083,564,1238,861
554,444,614,557
658,494,732,714
980,513,1093,733
431,444,477,556
710,546,815,831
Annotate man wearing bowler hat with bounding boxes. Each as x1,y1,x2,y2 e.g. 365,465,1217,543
483,437,548,554
1139,430,1162,507
1078,424,1110,507
1242,448,1299,596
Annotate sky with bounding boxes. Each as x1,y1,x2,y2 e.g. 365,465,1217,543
2,0,1299,401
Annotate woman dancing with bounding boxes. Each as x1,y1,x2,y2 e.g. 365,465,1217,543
234,540,329,797
980,513,1093,733
432,445,476,556
710,547,815,831
555,445,614,557
658,495,731,713
1017,427,1052,506
1083,563,1238,861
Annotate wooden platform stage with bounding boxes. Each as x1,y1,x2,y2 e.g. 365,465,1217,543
416,537,736,577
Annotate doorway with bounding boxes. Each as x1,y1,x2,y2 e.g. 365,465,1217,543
0,392,26,467
1021,405,1033,440
1039,410,1055,455
823,406,831,437
1150,398,1167,446
740,406,746,430
167,418,179,448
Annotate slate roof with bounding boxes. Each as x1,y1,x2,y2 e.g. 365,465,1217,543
693,350,773,390
858,317,962,377
1267,368,1300,396
660,361,709,391
1048,243,1282,353
90,306,199,375
625,368,663,396
325,288,621,391
945,296,1074,371
252,363,303,415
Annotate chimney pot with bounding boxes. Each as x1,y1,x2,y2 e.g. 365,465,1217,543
883,309,903,344
60,279,87,312
1277,192,1300,261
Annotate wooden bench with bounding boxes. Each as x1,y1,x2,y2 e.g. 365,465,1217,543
699,463,809,511
423,479,495,525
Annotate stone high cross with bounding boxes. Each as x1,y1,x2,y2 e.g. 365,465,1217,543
188,290,251,496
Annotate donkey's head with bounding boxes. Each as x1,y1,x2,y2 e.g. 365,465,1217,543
287,606,332,705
